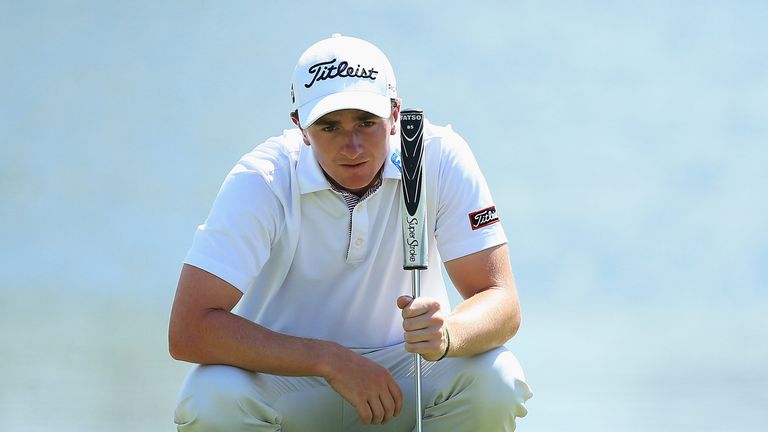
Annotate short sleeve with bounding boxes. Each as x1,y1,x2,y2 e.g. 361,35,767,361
184,164,284,292
432,127,507,262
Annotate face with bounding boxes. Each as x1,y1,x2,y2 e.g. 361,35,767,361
294,105,399,195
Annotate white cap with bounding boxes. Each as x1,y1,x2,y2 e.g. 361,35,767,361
291,34,397,128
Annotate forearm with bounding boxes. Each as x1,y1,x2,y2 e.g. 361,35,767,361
445,286,520,357
169,264,352,378
170,308,343,378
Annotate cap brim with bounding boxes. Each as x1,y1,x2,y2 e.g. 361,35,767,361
298,91,391,128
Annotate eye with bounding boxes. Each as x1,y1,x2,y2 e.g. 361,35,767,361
359,120,375,128
320,125,338,132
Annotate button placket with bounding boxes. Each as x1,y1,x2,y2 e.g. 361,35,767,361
347,203,369,262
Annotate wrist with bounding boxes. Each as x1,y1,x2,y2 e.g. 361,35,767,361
435,325,451,361
314,340,348,379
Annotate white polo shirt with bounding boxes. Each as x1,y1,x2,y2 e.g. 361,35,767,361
185,120,507,348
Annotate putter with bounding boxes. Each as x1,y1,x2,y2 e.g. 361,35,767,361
400,108,427,432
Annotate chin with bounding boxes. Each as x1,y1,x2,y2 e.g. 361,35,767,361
342,177,374,192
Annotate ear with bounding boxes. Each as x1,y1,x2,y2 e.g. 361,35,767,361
290,111,311,146
389,99,401,135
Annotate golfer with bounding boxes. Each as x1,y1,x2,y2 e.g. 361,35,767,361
169,33,532,431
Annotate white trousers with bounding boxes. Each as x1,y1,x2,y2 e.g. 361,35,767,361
174,344,532,432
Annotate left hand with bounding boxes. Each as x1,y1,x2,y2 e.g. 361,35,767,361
396,295,448,361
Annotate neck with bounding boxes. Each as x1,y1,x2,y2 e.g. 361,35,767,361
324,166,384,197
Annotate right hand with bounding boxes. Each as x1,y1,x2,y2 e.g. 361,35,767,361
322,347,403,425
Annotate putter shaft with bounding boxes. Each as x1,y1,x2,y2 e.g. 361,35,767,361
412,270,423,432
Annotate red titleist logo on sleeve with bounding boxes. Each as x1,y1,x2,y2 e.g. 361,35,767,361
468,206,499,230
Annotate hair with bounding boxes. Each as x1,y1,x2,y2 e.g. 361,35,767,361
291,98,400,126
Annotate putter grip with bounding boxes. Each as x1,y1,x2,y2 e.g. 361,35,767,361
400,109,428,270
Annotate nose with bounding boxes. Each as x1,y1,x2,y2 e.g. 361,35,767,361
339,130,363,159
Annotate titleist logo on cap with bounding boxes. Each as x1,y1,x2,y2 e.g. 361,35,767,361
304,58,379,88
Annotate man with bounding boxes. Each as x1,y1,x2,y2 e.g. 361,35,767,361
169,33,532,431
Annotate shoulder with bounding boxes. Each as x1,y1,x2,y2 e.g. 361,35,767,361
235,128,303,180
421,119,478,172
423,120,464,145
423,120,473,156
215,129,303,208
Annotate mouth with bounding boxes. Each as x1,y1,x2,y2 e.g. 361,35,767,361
340,161,367,168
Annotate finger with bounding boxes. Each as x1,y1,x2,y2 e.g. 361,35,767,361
402,313,443,332
404,341,439,358
379,391,396,423
356,402,373,425
368,398,386,425
396,295,413,310
389,380,403,418
403,327,442,345
404,330,444,359
401,297,440,318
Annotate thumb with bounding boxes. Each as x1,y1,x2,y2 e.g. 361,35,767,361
396,295,413,310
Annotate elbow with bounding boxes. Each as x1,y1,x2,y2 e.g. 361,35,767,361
501,300,522,343
168,320,194,361
494,312,519,347
508,310,521,340
168,328,184,361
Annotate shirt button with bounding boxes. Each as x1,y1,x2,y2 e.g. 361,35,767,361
355,238,363,247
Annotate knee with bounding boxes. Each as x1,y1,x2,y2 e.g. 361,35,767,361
175,365,273,431
452,348,533,419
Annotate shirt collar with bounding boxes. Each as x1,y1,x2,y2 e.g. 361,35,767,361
296,140,329,194
382,131,403,181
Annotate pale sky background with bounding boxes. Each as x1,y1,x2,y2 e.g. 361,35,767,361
1,1,766,431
